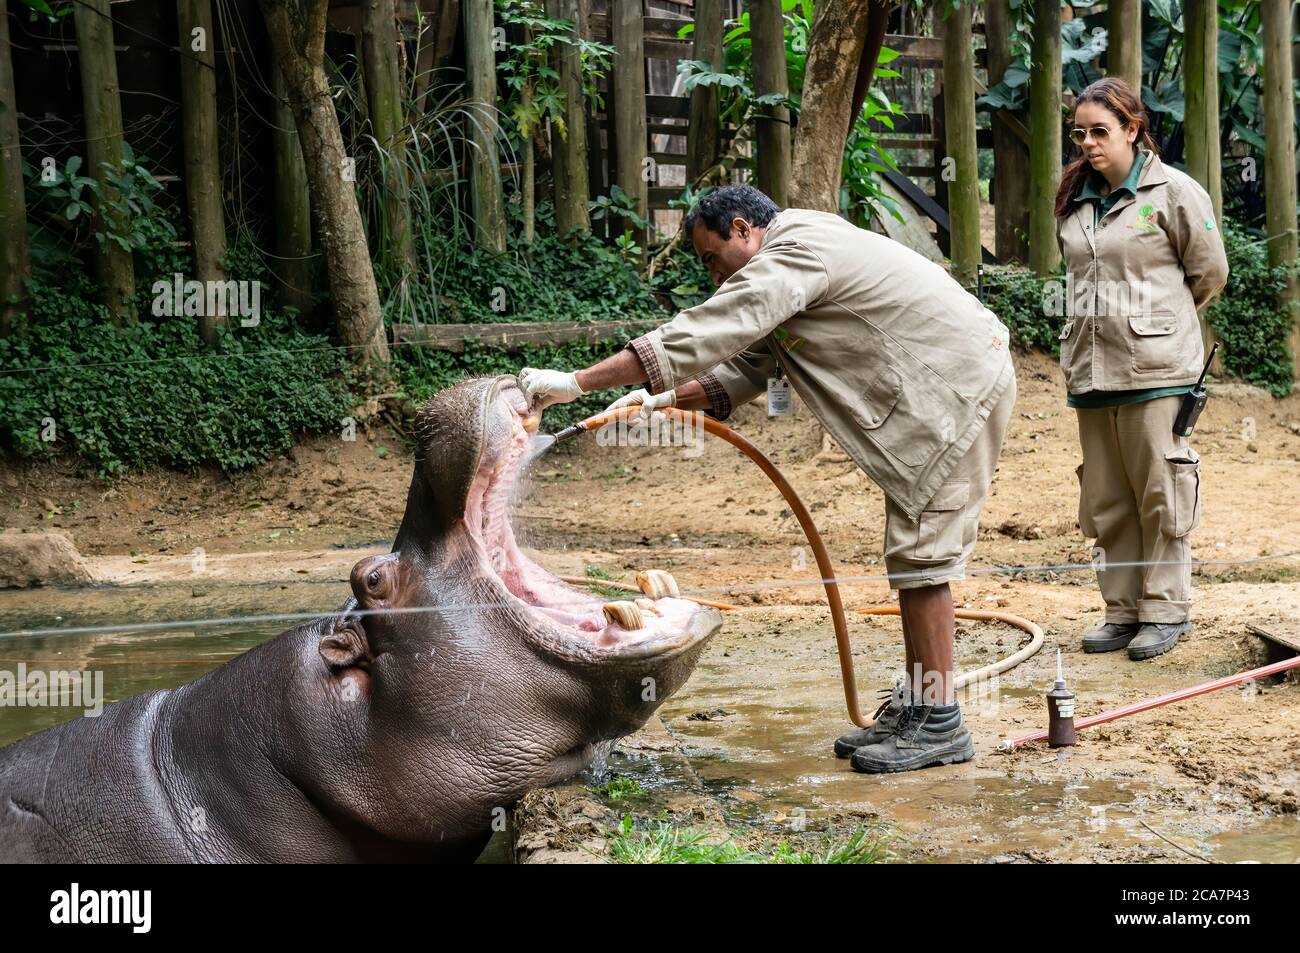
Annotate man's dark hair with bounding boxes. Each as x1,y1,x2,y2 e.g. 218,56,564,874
683,184,782,239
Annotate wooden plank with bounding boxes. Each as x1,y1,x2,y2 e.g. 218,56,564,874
645,37,693,59
649,185,688,206
648,121,690,136
878,136,942,151
588,13,691,41
646,94,690,119
393,319,663,353
1246,621,1300,655
883,33,985,69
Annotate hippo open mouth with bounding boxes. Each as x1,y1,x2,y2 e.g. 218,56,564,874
453,379,717,660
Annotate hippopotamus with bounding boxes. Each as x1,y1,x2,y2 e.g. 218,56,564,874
0,375,719,862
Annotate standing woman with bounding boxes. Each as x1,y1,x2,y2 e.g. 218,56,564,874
1056,77,1228,661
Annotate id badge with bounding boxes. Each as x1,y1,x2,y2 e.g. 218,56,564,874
766,377,793,417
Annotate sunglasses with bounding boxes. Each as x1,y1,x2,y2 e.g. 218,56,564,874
1069,124,1119,145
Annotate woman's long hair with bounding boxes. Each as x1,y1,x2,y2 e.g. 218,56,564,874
1054,77,1159,218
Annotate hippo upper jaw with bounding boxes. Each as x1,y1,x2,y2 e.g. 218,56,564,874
402,375,721,668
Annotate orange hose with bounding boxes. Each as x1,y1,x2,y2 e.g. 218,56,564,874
567,406,1043,728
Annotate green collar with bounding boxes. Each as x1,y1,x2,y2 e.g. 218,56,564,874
1072,149,1147,210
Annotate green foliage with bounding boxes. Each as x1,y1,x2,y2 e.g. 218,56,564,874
607,816,889,864
596,776,646,801
496,0,615,140
392,331,643,431
24,146,178,270
394,228,665,327
650,242,713,311
0,268,353,476
589,184,651,234
1206,223,1296,397
981,265,1062,355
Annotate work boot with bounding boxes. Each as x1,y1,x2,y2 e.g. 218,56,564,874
1081,621,1141,653
833,684,906,758
1128,621,1190,660
850,702,974,774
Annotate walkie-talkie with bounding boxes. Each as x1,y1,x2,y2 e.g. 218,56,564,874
1173,342,1218,437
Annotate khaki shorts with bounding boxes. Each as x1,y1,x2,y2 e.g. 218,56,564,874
882,375,1016,589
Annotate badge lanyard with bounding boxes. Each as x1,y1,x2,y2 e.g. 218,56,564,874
766,346,793,418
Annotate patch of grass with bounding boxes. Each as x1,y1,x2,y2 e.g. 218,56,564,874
579,564,631,600
607,817,889,864
596,777,646,801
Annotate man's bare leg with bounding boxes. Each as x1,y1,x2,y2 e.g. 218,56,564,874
898,583,956,705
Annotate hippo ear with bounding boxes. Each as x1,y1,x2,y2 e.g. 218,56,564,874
320,617,372,671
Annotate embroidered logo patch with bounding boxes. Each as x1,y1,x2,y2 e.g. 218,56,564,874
1205,218,1217,231
772,326,804,353
1129,203,1159,234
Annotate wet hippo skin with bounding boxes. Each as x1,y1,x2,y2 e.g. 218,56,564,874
0,376,719,862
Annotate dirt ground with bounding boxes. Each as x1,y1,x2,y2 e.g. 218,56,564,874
3,350,1300,862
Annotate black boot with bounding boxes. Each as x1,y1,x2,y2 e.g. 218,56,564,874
850,701,974,774
1128,621,1190,660
1081,621,1141,653
833,684,906,758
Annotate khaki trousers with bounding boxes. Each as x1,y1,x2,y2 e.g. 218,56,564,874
883,375,1016,589
1075,396,1201,624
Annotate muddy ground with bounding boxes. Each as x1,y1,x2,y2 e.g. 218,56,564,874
3,351,1299,862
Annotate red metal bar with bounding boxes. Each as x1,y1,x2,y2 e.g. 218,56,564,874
1005,653,1300,748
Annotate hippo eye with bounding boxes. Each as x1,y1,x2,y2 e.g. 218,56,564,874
367,569,382,590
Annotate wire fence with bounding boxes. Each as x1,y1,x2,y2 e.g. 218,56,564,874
1,548,1297,643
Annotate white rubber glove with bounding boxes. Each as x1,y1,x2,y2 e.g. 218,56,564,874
519,367,586,409
604,387,677,420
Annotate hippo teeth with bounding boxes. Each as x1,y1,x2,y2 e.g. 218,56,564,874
634,597,662,617
602,600,645,631
635,569,680,599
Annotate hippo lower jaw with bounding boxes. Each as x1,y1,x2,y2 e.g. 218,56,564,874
458,387,719,665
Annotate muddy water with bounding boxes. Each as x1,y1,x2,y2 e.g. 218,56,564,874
634,610,1300,864
0,580,344,747
5,584,1297,864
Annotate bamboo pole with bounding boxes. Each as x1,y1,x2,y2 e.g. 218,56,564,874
271,64,313,317
750,0,790,207
941,3,980,285
686,0,722,185
1028,0,1062,275
465,0,507,250
986,0,1029,263
1261,0,1299,371
1107,0,1142,91
1183,0,1223,367
0,0,29,336
611,0,647,248
178,0,228,345
362,0,418,271
74,0,137,324
545,0,590,237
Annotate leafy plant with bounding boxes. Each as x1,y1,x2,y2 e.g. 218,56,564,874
0,268,353,475
24,146,177,266
1205,222,1296,396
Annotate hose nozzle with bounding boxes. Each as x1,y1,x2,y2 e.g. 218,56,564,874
552,423,587,442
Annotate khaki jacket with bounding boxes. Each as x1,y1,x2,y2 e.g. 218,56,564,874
626,208,1015,520
1056,150,1229,393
